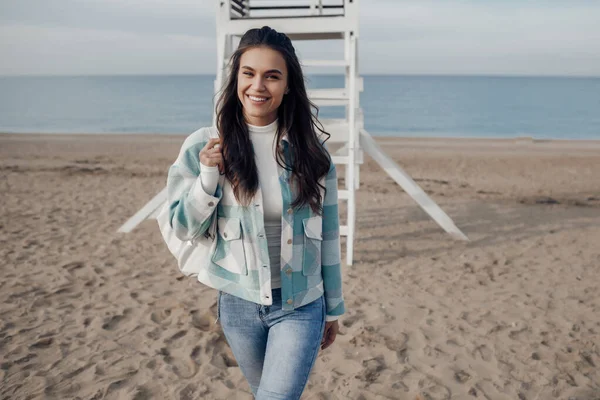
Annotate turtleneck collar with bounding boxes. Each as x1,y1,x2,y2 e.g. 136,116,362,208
247,119,289,143
247,118,278,134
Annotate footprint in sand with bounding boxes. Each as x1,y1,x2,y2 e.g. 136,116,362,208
102,315,124,331
383,333,409,364
130,385,152,400
190,310,214,332
472,344,493,362
190,345,201,361
150,308,172,325
61,261,85,272
29,337,53,349
178,382,210,400
418,376,451,400
101,308,132,331
357,356,386,384
508,324,529,340
164,330,187,344
342,310,363,328
146,327,161,340
158,346,200,379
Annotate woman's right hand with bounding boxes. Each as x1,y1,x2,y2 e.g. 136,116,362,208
199,138,224,173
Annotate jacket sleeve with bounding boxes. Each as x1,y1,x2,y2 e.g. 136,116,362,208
166,131,222,241
321,158,346,320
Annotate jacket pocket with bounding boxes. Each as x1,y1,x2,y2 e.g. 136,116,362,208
302,216,323,276
211,217,248,276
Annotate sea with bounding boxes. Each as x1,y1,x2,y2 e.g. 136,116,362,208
1,74,599,140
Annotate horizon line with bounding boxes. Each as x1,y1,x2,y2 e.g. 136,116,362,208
1,72,600,79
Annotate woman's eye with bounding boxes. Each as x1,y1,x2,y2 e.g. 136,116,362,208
267,75,279,80
243,72,253,76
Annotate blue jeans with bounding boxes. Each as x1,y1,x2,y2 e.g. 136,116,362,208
218,288,326,399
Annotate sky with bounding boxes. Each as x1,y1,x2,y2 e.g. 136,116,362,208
1,0,599,77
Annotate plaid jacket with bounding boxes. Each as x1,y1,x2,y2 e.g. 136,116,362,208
166,127,345,320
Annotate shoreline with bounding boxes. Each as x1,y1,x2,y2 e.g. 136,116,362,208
2,131,600,147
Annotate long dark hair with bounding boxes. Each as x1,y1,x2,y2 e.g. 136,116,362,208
216,26,331,213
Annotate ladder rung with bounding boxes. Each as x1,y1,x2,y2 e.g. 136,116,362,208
330,155,350,165
308,88,348,100
331,154,363,165
338,189,349,200
319,118,364,144
302,59,349,67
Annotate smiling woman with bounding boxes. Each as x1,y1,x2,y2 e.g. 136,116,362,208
164,26,345,399
237,48,289,126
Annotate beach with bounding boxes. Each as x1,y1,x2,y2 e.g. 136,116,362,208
1,133,599,399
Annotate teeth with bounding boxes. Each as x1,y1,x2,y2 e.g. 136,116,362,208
249,95,268,102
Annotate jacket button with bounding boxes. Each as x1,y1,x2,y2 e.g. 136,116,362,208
223,232,228,238
287,239,292,244
287,208,293,214
285,268,292,275
287,299,293,305
208,201,214,207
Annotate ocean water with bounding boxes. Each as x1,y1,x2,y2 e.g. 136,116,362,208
0,74,599,139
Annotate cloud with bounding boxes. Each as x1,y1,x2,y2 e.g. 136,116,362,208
0,23,216,75
358,1,600,75
0,0,599,76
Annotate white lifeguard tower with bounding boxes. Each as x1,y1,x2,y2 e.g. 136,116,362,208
118,0,468,265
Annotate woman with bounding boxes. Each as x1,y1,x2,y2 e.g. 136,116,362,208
166,26,345,399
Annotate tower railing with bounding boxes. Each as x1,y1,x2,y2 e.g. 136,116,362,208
229,0,345,19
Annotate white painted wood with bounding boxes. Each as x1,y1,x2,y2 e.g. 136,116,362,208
339,225,349,237
221,18,350,37
345,32,357,265
117,188,167,233
319,118,349,143
302,59,349,67
307,88,350,107
360,130,469,241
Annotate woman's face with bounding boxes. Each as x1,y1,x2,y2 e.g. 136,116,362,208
237,46,288,126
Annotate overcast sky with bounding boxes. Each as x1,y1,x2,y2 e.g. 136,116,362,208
1,0,599,76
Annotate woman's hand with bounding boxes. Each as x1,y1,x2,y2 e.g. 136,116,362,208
199,138,224,173
321,320,339,350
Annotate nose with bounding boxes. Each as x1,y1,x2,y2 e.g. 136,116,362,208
251,76,266,92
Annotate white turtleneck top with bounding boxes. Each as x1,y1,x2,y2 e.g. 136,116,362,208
200,119,283,289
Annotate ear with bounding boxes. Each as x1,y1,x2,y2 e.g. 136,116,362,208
284,88,290,95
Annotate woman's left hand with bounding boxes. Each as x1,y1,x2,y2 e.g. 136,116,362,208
321,320,339,351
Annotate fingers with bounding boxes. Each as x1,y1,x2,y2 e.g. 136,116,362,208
321,325,328,345
321,329,332,350
205,143,222,155
320,323,338,351
206,153,224,173
199,139,223,170
204,138,221,149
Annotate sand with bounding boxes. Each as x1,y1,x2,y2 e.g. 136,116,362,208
1,133,599,400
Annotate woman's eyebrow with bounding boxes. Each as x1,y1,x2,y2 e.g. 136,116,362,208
241,66,283,75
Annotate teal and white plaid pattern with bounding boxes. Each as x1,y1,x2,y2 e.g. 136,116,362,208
167,127,345,319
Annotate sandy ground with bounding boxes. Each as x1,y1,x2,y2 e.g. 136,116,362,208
1,133,599,400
